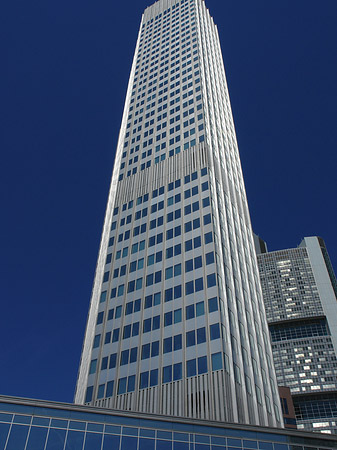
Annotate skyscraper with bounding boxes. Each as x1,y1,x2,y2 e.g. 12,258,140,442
75,0,282,428
256,236,337,434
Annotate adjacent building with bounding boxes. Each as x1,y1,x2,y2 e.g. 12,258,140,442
2,396,337,450
75,0,283,428
256,236,337,434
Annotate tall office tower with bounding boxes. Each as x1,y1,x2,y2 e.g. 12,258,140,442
75,0,283,428
256,236,337,434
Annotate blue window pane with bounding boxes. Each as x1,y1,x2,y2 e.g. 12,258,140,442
228,439,242,447
194,236,201,248
132,322,140,336
101,356,108,370
103,434,120,450
45,428,67,450
143,318,151,333
174,443,189,450
174,309,182,323
185,240,192,251
243,441,258,449
163,365,172,383
185,222,192,232
153,315,160,330
128,375,136,392
185,259,193,272
157,441,173,450
164,337,172,353
259,443,273,450
164,311,173,326
139,438,155,450
85,386,93,403
174,334,182,350
196,444,210,450
165,288,173,302
150,369,158,387
109,354,117,369
212,352,223,371
153,292,161,305
97,384,105,399
65,431,84,450
202,197,210,207
196,301,205,317
208,297,218,312
204,232,213,244
210,323,220,340
118,377,127,395
198,356,208,374
106,381,114,397
142,344,150,359
186,331,195,347
207,273,216,288
187,359,197,377
174,285,182,299
173,362,182,381
130,347,138,363
121,436,138,450
134,299,141,311
0,423,10,450
195,277,204,292
140,372,149,389
186,305,195,320
197,327,206,344
193,218,200,229
121,350,129,365
151,341,159,357
185,281,194,295
206,252,214,265
84,433,103,450
194,256,202,269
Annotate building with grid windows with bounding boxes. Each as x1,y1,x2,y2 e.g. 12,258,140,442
2,396,337,450
75,0,283,428
256,236,337,434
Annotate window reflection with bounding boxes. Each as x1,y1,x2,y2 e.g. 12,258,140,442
0,423,10,449
5,424,29,450
83,432,103,450
45,428,67,450
25,426,48,450
65,431,84,450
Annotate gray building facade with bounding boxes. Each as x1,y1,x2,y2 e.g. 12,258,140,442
256,237,337,434
75,0,282,428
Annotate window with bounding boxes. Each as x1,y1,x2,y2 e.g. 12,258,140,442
197,327,206,344
210,323,220,340
198,356,208,374
164,311,173,326
186,330,195,347
173,363,182,381
151,341,159,357
163,337,172,353
174,308,182,323
140,372,149,389
208,297,218,312
187,359,196,377
206,273,216,288
174,334,182,350
163,365,172,383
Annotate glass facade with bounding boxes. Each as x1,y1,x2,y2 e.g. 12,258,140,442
0,397,337,450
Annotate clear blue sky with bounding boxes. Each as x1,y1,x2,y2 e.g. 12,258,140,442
1,0,336,403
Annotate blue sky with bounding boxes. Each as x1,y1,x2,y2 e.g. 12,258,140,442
1,0,336,403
